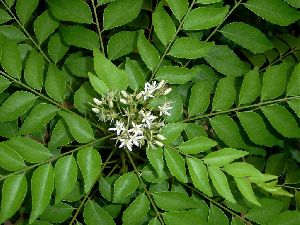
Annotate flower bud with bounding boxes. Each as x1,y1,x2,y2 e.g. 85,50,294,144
154,141,164,147
136,92,143,100
109,101,114,108
121,90,128,98
120,98,128,104
157,134,166,140
157,80,165,89
93,98,102,105
92,107,100,113
164,88,172,95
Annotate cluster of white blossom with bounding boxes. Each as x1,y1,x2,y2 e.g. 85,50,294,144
91,80,172,151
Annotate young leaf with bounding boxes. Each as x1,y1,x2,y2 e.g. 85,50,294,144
220,22,273,54
207,204,229,225
164,148,188,183
45,64,66,102
93,50,128,90
122,193,150,225
261,62,289,100
234,177,260,206
0,142,26,171
46,0,93,24
177,136,217,154
146,146,164,177
239,68,261,105
60,111,94,143
77,147,102,193
84,201,115,225
48,33,69,63
237,111,279,147
24,49,44,90
103,0,143,30
156,66,197,84
212,77,236,111
187,158,212,196
244,0,300,26
169,37,214,59
20,103,58,134
0,91,37,122
125,59,146,91
207,165,236,203
137,31,160,71
1,38,22,79
160,122,187,144
287,63,300,96
54,155,78,203
107,31,137,60
113,172,139,203
34,10,59,44
16,0,39,24
6,136,52,163
223,162,262,178
60,25,100,50
204,45,249,77
30,164,54,224
152,2,176,45
261,104,300,138
203,148,249,167
183,6,229,30
165,0,188,20
152,191,198,211
88,73,110,95
0,174,27,224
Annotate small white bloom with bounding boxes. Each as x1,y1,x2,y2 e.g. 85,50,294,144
129,122,144,135
92,107,100,113
120,98,127,104
108,120,125,135
154,140,164,147
164,88,172,95
129,134,144,147
158,102,172,116
157,134,166,140
142,81,157,100
121,90,128,98
93,98,102,105
141,111,157,128
119,138,133,151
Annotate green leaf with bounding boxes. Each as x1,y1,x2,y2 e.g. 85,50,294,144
204,45,249,77
268,211,300,225
46,0,93,24
169,37,214,59
125,59,146,91
113,172,139,203
288,99,300,118
203,148,249,167
48,33,69,63
188,79,214,116
93,50,128,90
208,165,236,203
88,73,110,95
177,136,217,154
39,202,74,223
146,146,164,177
34,10,59,44
137,31,160,71
212,77,236,111
152,2,176,45
220,22,273,54
6,136,52,163
0,142,26,171
20,103,58,134
60,25,100,50
164,148,188,183
60,111,94,143
183,6,229,30
0,76,10,93
0,9,12,24
77,147,102,193
0,174,27,224
0,91,37,122
30,164,54,224
107,31,137,60
103,0,143,30
244,0,300,26
160,122,187,144
74,82,97,114
283,0,300,8
163,209,208,225
223,162,262,178
99,177,115,201
165,0,188,20
207,204,229,225
261,104,300,138
197,0,223,4
64,55,93,78
165,90,184,123
24,49,44,90
187,158,212,196
16,0,39,24
234,177,260,206
287,63,300,96
54,155,78,203
45,64,66,102
156,66,197,84
122,193,150,225
152,191,198,211
84,201,115,225
1,38,22,78
48,119,74,149
237,111,279,147
261,63,289,100
239,68,261,105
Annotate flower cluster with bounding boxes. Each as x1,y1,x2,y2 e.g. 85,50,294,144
91,81,172,151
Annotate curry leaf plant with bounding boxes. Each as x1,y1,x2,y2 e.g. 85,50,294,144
0,0,299,224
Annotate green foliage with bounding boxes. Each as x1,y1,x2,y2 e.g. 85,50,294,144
0,0,299,224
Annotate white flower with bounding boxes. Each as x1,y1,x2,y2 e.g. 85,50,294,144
142,81,157,100
158,102,172,116
130,134,144,147
141,110,157,128
119,138,133,151
93,98,102,105
129,122,144,135
92,107,100,113
108,120,125,135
